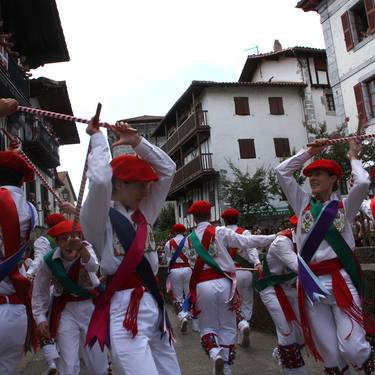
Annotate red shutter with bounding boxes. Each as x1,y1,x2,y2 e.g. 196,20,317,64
269,97,284,115
341,11,354,51
365,0,375,34
353,83,367,124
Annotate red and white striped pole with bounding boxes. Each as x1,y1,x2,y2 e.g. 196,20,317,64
17,105,113,129
71,103,102,234
307,132,375,147
0,128,63,204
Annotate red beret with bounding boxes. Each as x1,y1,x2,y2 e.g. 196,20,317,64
289,215,298,226
47,220,81,238
45,213,66,227
187,200,212,215
172,224,186,234
303,159,343,179
0,151,34,182
221,208,240,219
110,154,159,182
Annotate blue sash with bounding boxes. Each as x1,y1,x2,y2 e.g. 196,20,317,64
298,200,338,304
109,208,173,340
168,236,187,272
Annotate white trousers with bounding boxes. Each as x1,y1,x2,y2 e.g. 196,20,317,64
110,289,181,375
56,300,108,375
196,277,237,363
260,286,307,375
169,267,192,303
306,276,371,371
0,303,27,375
236,269,254,321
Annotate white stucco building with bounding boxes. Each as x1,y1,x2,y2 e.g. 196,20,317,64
297,0,375,133
239,44,340,136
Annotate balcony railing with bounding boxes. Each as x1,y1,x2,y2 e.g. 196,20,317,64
170,153,217,194
162,110,209,154
7,112,60,169
0,53,29,103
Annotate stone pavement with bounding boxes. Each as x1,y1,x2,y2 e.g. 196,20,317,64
18,306,323,374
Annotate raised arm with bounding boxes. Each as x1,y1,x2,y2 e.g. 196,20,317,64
275,149,311,215
80,131,112,257
344,141,370,223
136,138,176,225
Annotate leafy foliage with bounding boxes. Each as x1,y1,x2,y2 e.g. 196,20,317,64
154,203,175,243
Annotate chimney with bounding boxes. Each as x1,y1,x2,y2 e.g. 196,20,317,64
273,39,282,52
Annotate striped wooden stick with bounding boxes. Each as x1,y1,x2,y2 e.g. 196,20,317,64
307,132,375,147
71,103,102,234
0,128,63,204
17,105,112,129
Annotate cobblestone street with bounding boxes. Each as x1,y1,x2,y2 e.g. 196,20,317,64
18,306,321,374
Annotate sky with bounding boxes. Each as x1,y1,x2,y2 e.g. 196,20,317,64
33,0,325,194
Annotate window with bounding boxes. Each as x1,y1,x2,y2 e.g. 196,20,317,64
238,139,256,159
268,97,284,115
234,97,250,115
326,93,336,111
273,138,291,157
353,83,368,123
366,77,375,117
341,0,375,51
314,56,329,85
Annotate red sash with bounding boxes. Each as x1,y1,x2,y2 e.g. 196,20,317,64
0,188,37,350
227,227,246,260
370,197,375,220
49,258,98,338
188,226,221,314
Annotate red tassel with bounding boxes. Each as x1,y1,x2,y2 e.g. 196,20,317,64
123,287,144,338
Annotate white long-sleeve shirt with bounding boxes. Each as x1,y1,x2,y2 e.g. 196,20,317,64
80,132,176,276
164,234,189,264
26,236,53,278
190,222,275,272
32,242,100,324
0,185,37,295
275,149,370,263
266,234,298,275
226,224,261,265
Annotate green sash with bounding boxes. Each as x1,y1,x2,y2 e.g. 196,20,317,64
233,253,253,268
254,254,296,292
189,230,224,275
46,235,57,250
44,250,95,299
309,199,364,296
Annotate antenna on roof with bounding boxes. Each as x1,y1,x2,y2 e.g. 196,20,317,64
244,45,259,54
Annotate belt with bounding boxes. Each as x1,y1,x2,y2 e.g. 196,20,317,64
197,268,225,284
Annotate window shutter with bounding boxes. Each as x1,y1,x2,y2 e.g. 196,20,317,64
314,56,327,71
341,11,354,51
365,0,375,34
234,97,250,115
274,138,290,157
353,83,368,124
238,139,256,159
269,97,284,115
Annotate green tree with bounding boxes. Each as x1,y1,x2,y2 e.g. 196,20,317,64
154,203,175,243
221,161,277,226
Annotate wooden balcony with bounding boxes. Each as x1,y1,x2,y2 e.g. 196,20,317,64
169,153,218,195
162,110,210,154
